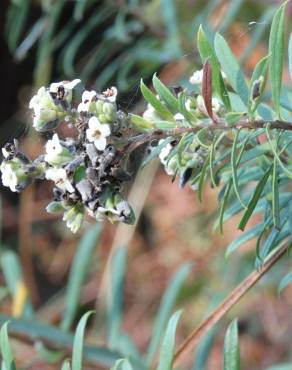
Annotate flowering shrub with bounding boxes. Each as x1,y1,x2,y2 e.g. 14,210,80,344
1,1,292,369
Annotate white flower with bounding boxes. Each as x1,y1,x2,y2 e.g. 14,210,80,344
49,79,81,94
77,90,97,113
197,95,221,114
189,69,203,85
29,87,61,131
44,134,73,166
1,162,18,192
46,167,75,193
2,147,9,158
174,113,184,120
102,86,118,102
159,140,172,165
86,116,111,151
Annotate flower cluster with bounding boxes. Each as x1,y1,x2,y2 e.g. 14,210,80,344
1,80,134,233
1,69,226,233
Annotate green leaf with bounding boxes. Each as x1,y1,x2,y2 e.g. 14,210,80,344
265,364,292,370
223,319,240,370
214,33,249,107
110,359,133,370
272,156,280,229
192,327,218,370
146,263,191,365
0,314,119,367
140,79,174,121
72,311,94,370
61,224,101,331
226,223,264,257
289,33,292,80
152,74,179,114
129,114,154,130
219,180,232,234
278,271,292,293
61,360,71,370
198,155,210,202
238,166,272,231
0,323,16,370
269,1,287,117
197,26,231,110
231,129,247,209
157,310,182,370
107,248,127,345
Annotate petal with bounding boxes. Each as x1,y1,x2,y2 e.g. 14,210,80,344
64,79,81,90
100,124,111,137
94,137,106,151
86,128,95,142
88,116,100,130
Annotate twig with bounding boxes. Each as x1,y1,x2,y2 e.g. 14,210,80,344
121,118,292,155
172,241,290,368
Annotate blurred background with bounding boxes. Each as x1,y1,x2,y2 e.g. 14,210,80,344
0,0,291,369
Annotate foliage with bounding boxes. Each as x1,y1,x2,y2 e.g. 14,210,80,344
0,0,292,369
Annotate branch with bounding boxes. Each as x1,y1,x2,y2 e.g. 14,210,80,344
172,241,290,368
122,118,292,154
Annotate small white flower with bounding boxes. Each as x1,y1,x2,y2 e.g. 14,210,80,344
174,113,184,120
189,69,203,85
49,79,81,94
102,86,118,102
86,116,111,151
77,90,97,113
1,162,18,192
211,97,221,113
197,95,221,114
46,167,75,193
2,147,10,158
159,140,172,165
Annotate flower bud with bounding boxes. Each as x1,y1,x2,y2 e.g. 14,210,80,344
63,203,84,233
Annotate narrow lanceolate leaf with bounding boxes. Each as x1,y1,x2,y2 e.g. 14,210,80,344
61,360,71,370
214,33,249,107
129,114,154,130
202,59,214,121
278,271,292,293
0,322,16,370
223,319,240,370
152,74,179,114
72,311,94,370
226,223,264,257
272,156,280,229
219,180,232,234
238,166,272,231
269,1,287,117
146,264,190,365
61,224,101,331
197,26,231,111
157,311,182,370
140,79,174,121
289,33,292,80
231,129,247,210
111,359,133,370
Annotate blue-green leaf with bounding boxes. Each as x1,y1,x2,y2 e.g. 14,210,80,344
157,310,182,370
278,271,292,293
140,79,174,121
269,1,287,117
146,263,191,365
152,74,179,114
61,224,101,331
197,26,231,110
72,311,94,370
289,33,292,81
214,33,249,107
0,322,16,370
223,319,240,370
